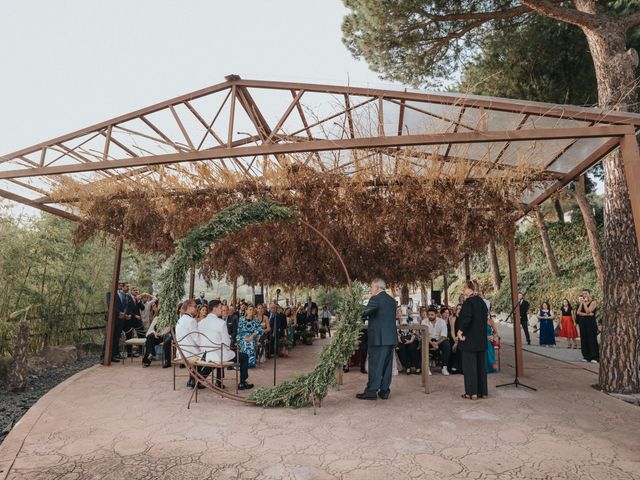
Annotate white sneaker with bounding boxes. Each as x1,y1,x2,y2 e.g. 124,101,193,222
580,359,588,362
442,367,450,376
590,360,599,364
428,369,432,376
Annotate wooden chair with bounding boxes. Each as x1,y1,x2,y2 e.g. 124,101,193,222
171,328,253,408
172,331,200,390
124,337,146,363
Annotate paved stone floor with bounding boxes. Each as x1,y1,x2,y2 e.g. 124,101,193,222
1,337,639,480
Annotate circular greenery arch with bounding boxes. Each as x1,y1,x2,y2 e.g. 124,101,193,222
157,200,364,408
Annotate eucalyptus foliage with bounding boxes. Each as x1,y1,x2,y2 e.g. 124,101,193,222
249,283,364,408
155,200,365,408
156,201,296,329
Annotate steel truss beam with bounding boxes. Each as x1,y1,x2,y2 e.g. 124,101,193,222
0,125,630,180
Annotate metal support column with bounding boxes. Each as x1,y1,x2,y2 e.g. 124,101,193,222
188,265,196,299
104,237,123,367
620,134,640,254
507,232,524,377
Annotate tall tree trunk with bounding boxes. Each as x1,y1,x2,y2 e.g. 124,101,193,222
579,15,640,393
9,319,29,392
572,175,605,290
420,283,428,307
533,206,560,277
552,194,565,223
487,240,501,290
400,285,410,305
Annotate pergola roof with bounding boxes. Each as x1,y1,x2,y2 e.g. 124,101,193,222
2,75,640,222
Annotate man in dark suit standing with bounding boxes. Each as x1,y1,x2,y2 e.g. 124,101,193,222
357,278,398,400
100,282,129,363
518,292,531,345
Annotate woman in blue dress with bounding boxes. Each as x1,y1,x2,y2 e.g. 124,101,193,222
236,305,264,368
486,317,499,373
537,301,556,347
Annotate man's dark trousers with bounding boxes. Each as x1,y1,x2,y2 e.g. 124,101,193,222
364,345,394,397
521,319,531,345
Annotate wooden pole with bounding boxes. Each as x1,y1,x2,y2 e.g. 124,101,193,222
443,273,449,307
188,265,196,299
464,254,471,281
104,237,123,367
620,134,640,254
232,277,238,306
506,230,524,377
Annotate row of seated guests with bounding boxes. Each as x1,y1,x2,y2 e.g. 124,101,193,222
173,298,255,391
395,302,499,376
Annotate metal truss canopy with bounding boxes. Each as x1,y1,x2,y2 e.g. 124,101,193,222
1,75,640,226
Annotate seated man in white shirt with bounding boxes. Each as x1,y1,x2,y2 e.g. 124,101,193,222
174,299,202,387
198,299,253,390
421,306,451,375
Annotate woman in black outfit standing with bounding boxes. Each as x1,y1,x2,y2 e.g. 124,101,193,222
456,280,489,400
576,288,599,363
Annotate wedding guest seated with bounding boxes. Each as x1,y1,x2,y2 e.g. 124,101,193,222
396,308,421,375
197,299,239,389
142,310,172,368
236,306,263,388
175,300,201,386
422,305,451,376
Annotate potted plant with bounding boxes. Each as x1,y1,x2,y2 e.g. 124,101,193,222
303,331,314,345
319,326,328,339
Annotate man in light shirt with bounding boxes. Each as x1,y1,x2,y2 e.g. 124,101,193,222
200,299,253,390
421,306,451,375
174,299,200,388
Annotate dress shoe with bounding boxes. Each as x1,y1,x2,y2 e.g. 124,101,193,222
162,363,171,368
355,393,377,400
238,382,254,390
378,391,389,400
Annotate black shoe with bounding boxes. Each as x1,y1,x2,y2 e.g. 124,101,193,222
355,393,377,400
162,363,171,368
196,383,206,389
187,378,195,388
238,382,254,390
343,367,350,373
110,357,120,363
378,391,389,400
360,369,367,374
179,364,186,369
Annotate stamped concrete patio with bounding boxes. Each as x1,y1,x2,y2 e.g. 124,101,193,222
1,337,639,480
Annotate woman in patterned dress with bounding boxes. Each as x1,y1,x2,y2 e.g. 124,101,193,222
236,305,264,368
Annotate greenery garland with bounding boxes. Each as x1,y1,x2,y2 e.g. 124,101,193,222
156,199,364,408
249,283,364,408
156,201,296,330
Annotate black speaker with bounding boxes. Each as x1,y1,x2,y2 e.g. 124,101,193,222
254,293,264,305
431,290,441,305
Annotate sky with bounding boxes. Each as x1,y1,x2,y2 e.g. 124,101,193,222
0,0,397,157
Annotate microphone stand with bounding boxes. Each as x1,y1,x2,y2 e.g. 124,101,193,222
496,289,537,391
273,291,280,386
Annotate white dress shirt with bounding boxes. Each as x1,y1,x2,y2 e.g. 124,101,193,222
422,317,448,340
175,313,200,359
198,313,235,362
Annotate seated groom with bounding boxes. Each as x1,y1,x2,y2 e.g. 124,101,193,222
199,299,253,391
356,278,397,400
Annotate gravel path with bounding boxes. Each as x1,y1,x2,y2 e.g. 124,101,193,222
0,356,99,445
